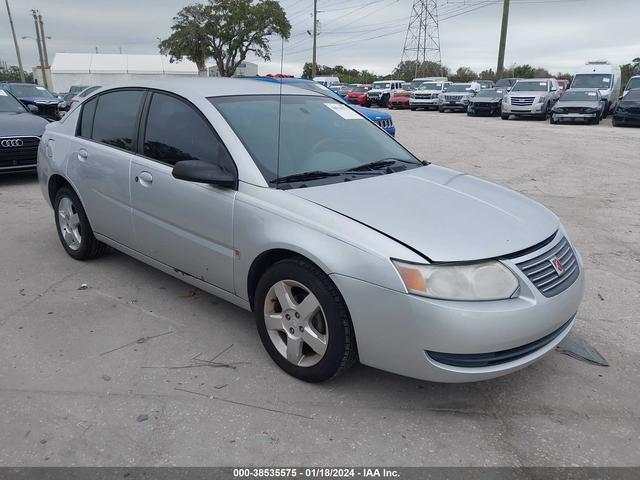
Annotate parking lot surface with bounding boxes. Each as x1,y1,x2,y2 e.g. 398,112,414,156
1,111,639,466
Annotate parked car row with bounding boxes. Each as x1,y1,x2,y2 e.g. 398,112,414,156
329,61,639,127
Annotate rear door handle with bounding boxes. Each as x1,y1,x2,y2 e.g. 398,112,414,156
135,171,153,186
77,148,88,162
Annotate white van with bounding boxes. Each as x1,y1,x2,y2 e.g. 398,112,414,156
570,61,622,117
313,76,340,87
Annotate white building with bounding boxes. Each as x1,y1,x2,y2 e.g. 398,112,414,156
49,53,200,93
208,61,258,77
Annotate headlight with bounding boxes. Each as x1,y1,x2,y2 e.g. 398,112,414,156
536,96,545,104
392,260,519,301
554,107,566,113
503,96,510,104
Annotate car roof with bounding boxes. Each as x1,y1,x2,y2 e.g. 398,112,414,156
87,78,323,99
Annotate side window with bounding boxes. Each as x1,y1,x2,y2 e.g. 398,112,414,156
143,92,234,173
78,97,97,138
91,90,145,152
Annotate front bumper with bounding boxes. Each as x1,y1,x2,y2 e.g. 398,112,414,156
410,98,438,107
468,103,501,115
502,103,546,116
330,236,585,383
613,112,640,125
552,112,597,122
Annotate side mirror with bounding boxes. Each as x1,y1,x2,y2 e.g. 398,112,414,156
27,104,39,114
172,160,236,188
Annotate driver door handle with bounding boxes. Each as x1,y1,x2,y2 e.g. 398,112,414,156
135,171,153,186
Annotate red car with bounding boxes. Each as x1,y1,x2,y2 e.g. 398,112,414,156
387,91,410,109
345,84,371,105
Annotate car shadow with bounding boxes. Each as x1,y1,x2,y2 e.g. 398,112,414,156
0,172,39,186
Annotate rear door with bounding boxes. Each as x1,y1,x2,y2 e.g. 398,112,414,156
68,89,146,247
130,91,237,292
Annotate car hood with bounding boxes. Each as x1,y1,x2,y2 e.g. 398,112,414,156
415,90,441,94
471,97,501,103
0,111,48,136
555,100,599,108
19,97,60,105
291,165,559,262
353,106,390,120
509,91,546,97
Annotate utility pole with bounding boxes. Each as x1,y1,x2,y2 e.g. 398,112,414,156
38,13,49,68
31,9,48,88
496,0,510,77
4,0,25,82
311,0,317,78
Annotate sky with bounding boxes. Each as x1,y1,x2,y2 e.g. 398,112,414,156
2,0,639,78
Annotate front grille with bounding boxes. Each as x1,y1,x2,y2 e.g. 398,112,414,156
516,236,579,297
427,317,573,368
511,97,535,106
368,93,380,99
414,93,432,99
474,102,496,108
445,95,461,102
564,107,589,113
375,119,393,129
0,136,40,169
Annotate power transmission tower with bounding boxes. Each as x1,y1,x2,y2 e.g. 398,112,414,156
400,0,442,78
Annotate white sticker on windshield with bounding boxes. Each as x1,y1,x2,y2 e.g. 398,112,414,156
539,82,547,86
588,92,597,96
324,103,363,120
603,77,610,83
0,90,7,96
36,86,46,90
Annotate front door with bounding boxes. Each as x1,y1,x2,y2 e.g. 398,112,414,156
130,92,237,292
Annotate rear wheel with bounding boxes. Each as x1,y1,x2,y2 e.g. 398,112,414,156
54,187,107,260
254,258,357,382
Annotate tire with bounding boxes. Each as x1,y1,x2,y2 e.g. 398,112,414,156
550,117,558,125
54,187,107,260
438,106,445,113
410,107,416,111
467,111,473,116
381,94,390,108
254,258,358,383
501,114,509,120
612,117,619,127
592,116,600,125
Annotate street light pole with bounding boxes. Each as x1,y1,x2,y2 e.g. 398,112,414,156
38,13,50,67
4,0,25,82
312,0,317,78
31,9,48,88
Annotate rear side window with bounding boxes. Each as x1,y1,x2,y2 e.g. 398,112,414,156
91,90,145,152
78,97,97,138
142,92,234,173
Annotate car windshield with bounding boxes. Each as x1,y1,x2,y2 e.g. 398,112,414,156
79,86,102,98
417,82,442,90
6,84,56,99
0,90,27,113
287,81,344,103
447,84,471,92
475,90,503,98
495,79,515,87
626,77,640,91
351,86,370,93
210,95,421,186
561,91,599,102
512,81,548,92
572,74,612,89
69,85,89,94
623,90,640,101
372,82,391,89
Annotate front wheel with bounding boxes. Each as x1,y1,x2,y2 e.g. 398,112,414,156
254,258,358,382
501,114,510,120
601,101,609,119
438,106,445,113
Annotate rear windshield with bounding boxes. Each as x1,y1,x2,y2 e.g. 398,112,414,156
572,74,612,89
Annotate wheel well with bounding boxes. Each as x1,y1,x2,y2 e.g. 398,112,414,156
48,174,73,206
247,249,319,311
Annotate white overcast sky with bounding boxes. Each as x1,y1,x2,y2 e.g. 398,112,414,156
2,0,638,77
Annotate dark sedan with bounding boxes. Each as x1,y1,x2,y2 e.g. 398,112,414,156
1,83,64,121
550,90,604,125
0,88,48,174
467,88,504,116
613,90,640,127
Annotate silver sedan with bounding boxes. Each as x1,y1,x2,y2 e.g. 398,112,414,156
37,79,584,383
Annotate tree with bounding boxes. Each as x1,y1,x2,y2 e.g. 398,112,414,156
478,68,496,80
0,65,33,83
392,60,447,81
450,66,478,83
159,0,291,77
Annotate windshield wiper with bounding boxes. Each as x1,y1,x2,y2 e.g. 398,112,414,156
271,170,341,184
345,158,422,172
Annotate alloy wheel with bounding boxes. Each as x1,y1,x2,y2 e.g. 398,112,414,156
263,279,328,367
57,196,82,251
